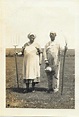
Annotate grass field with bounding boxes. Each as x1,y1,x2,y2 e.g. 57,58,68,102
6,49,75,108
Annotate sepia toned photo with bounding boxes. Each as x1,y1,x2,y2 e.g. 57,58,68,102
0,0,79,116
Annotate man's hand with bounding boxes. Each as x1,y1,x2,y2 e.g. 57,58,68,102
45,60,49,64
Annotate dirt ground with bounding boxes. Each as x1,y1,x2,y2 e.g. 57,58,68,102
6,49,75,108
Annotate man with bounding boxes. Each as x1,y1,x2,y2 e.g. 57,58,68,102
44,32,61,93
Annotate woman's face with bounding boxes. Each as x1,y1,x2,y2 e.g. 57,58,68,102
29,35,35,43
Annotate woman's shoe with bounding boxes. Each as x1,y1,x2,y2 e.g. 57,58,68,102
32,82,35,92
23,88,29,93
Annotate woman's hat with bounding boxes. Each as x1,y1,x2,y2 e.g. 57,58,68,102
27,33,36,39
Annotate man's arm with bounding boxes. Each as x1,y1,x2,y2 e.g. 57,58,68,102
43,42,50,64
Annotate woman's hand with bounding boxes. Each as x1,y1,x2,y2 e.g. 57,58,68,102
15,51,18,55
39,59,42,65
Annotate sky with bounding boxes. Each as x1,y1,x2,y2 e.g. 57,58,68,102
1,0,79,49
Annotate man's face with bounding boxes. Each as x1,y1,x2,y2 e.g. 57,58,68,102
50,33,55,41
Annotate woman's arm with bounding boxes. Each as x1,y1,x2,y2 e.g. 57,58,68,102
15,43,28,56
35,43,43,65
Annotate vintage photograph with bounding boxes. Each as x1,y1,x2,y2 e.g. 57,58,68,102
5,0,75,109
1,0,79,116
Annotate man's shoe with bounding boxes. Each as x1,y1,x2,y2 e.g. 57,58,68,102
47,90,50,93
47,89,53,93
54,88,58,93
32,90,35,92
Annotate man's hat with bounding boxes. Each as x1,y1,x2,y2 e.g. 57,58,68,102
50,32,56,37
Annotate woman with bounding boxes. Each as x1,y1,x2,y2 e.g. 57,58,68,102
21,33,42,93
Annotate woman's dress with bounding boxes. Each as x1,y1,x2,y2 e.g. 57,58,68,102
23,42,41,83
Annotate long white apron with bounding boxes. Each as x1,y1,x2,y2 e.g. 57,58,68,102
23,43,40,82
